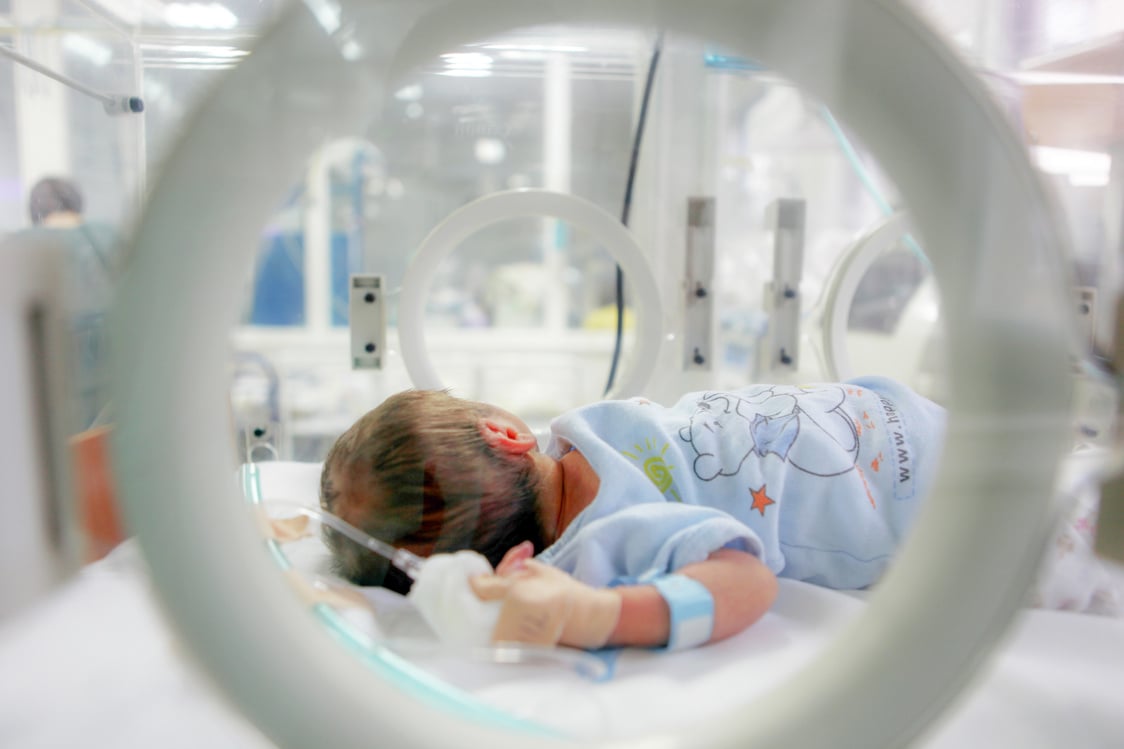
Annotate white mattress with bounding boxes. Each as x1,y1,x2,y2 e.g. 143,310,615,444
2,462,1122,748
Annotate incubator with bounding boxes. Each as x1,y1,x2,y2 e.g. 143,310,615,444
2,1,1124,748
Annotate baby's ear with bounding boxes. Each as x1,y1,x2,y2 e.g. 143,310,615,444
478,418,537,455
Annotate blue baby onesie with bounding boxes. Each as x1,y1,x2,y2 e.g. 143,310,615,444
536,377,946,590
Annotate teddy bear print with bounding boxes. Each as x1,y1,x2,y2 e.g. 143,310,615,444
678,385,860,481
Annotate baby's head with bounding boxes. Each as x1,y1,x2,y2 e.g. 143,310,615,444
320,390,546,593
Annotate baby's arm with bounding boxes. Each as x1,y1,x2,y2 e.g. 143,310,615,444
471,544,777,649
610,548,777,647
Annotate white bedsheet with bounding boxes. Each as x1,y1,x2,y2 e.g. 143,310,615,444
3,460,1122,747
1,537,1122,748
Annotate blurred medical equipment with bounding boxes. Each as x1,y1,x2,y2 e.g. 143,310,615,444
0,44,144,116
231,350,283,463
0,233,80,621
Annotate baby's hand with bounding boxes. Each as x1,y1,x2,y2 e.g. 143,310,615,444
469,557,620,649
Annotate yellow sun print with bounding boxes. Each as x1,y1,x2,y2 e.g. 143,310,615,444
622,438,682,502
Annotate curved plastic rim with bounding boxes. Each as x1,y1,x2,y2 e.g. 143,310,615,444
397,188,663,400
109,1,1074,748
819,212,909,380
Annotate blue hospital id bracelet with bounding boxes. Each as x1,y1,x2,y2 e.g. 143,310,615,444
650,574,715,650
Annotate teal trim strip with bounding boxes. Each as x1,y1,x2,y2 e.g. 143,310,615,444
820,106,931,269
239,464,561,738
315,605,560,737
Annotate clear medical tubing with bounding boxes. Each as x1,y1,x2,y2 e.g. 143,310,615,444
276,501,425,581
109,1,1076,749
242,461,423,578
235,465,555,732
239,470,610,685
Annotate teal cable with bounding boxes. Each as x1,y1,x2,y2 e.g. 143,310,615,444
821,105,931,270
237,463,561,737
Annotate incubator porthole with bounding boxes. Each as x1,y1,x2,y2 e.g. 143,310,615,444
806,211,948,399
418,214,638,410
842,248,945,399
398,188,663,405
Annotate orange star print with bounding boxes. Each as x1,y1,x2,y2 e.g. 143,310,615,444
750,485,775,516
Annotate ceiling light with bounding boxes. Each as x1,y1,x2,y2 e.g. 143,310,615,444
63,34,113,66
163,2,238,30
1032,146,1111,177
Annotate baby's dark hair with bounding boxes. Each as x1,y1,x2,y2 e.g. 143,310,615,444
320,390,545,594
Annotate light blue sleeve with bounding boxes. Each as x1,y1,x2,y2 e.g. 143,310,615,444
538,503,769,587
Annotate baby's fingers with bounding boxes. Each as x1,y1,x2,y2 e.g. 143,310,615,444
469,574,514,601
495,541,534,576
490,580,569,646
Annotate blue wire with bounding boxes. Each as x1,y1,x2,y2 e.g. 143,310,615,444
604,32,664,397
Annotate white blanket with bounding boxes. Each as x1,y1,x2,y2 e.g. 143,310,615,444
1,536,1122,747
2,460,1122,747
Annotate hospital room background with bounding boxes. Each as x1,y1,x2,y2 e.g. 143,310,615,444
1,0,1123,747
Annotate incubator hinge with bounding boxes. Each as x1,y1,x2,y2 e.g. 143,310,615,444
349,274,386,370
1094,290,1124,564
1095,476,1124,564
757,198,806,377
683,197,716,371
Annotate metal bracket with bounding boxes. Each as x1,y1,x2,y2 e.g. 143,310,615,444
349,274,386,370
1095,475,1124,564
1094,289,1124,563
684,197,716,371
1074,286,1097,354
757,198,806,376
